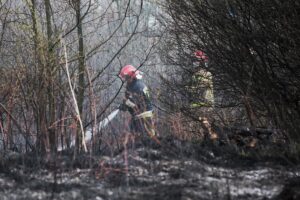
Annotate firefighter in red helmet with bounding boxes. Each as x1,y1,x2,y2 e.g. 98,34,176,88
118,65,156,138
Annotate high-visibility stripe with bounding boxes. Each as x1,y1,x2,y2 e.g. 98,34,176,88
135,110,153,119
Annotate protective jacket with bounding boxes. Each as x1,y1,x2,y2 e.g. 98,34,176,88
125,78,153,116
119,78,156,137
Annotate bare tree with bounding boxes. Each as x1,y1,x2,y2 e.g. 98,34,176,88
161,0,300,143
0,0,163,154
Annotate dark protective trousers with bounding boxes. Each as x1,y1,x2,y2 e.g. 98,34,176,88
130,116,156,137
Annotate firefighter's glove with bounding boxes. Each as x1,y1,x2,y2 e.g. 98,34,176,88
124,99,136,108
118,104,128,111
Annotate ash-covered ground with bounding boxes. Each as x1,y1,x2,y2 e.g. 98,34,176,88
0,136,299,200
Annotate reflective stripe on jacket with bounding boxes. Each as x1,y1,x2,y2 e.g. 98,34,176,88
135,110,153,119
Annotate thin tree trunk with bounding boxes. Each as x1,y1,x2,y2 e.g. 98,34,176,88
44,0,56,153
29,0,48,153
74,0,86,152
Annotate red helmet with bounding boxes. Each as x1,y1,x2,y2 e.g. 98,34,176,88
119,65,141,81
194,50,208,62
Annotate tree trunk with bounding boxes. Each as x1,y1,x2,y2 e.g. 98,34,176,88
44,0,56,153
29,0,48,154
74,0,85,152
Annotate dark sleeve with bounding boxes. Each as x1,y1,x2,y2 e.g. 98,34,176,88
127,81,153,113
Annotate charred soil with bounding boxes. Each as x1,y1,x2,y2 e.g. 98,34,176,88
0,135,299,200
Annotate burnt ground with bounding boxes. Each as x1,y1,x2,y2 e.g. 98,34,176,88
0,136,300,200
